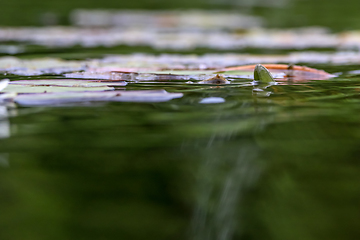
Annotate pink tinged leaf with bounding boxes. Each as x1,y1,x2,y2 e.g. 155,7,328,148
14,90,183,106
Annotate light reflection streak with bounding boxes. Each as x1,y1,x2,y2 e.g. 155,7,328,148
0,105,10,139
0,105,10,168
191,134,261,240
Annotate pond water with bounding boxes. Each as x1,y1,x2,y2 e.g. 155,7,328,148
1,62,360,240
0,6,360,240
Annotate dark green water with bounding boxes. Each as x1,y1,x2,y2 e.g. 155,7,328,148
1,72,360,240
1,0,360,238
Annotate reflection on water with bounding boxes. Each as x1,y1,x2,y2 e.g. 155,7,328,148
0,106,10,168
191,137,260,240
190,91,275,240
0,106,10,139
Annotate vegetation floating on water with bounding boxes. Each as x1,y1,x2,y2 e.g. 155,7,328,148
0,61,334,106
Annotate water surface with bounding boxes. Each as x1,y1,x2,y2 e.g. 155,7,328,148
1,68,360,240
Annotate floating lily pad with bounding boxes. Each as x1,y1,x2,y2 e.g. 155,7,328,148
139,70,217,75
64,72,126,80
0,79,129,93
0,55,336,81
214,70,254,77
0,25,356,51
2,85,114,93
14,90,183,106
220,64,334,81
103,64,334,82
9,80,127,87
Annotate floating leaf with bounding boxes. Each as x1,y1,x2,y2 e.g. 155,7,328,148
0,25,356,51
71,10,262,29
221,64,334,81
9,80,127,87
0,57,84,76
14,90,183,106
64,72,125,80
139,70,216,75
0,79,128,93
214,70,256,77
2,85,114,93
0,55,335,83
0,55,336,81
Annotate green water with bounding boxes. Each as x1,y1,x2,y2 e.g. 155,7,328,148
0,0,360,239
1,70,360,240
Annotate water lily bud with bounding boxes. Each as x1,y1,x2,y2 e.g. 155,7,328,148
254,64,275,83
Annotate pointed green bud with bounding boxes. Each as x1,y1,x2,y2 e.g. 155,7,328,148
254,64,275,83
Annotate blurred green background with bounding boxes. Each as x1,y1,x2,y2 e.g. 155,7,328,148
1,0,360,30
